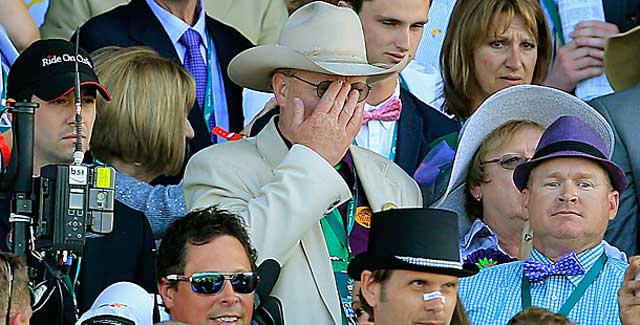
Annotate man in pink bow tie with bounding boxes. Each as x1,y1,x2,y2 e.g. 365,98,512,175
338,0,460,177
183,3,423,324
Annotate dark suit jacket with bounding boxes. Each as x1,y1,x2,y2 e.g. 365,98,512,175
76,0,253,154
603,0,640,33
589,84,640,256
250,88,459,176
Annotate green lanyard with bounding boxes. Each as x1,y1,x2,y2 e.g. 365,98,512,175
202,32,216,142
321,164,358,272
541,0,566,46
521,253,607,315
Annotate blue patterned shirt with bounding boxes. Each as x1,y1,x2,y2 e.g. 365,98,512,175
459,243,628,324
115,173,186,237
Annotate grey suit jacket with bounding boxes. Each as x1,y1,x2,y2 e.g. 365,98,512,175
183,118,422,324
590,84,640,256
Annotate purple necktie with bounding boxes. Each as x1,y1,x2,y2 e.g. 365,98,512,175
180,28,216,143
180,29,208,108
523,252,585,283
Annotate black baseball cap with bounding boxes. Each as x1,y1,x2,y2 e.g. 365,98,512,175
7,39,111,102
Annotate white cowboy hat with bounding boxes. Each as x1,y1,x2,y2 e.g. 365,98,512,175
430,85,614,238
605,25,640,91
227,1,409,92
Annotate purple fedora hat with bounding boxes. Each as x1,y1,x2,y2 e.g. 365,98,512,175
513,115,626,193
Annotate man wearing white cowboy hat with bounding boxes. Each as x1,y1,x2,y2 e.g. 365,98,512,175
457,90,631,323
251,0,460,177
183,2,421,324
589,25,640,258
348,208,476,325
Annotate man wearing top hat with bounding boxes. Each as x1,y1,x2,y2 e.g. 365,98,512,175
589,25,640,257
458,112,630,324
348,208,475,325
183,2,422,324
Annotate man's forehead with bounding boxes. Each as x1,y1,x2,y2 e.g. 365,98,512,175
360,0,430,22
530,157,609,179
183,236,252,273
392,269,459,282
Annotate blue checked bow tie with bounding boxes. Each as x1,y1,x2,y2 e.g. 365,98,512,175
523,252,585,282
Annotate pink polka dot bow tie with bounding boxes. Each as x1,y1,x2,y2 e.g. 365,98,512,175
523,252,585,282
362,97,402,125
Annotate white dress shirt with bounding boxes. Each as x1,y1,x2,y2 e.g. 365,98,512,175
354,84,400,159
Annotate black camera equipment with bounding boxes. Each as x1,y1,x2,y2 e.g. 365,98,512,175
0,31,116,322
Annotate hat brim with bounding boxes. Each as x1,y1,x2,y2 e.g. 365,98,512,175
513,150,627,193
347,253,477,281
228,45,409,92
34,71,111,102
431,85,615,235
605,25,640,91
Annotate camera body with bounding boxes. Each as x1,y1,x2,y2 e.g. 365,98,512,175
32,164,116,253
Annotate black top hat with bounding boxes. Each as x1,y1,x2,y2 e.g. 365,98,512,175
347,208,477,280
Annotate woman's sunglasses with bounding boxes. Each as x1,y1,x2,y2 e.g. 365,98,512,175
481,153,531,170
166,272,259,295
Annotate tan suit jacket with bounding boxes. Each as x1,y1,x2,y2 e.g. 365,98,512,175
40,0,287,45
183,119,422,324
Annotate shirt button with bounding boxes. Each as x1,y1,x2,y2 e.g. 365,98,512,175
551,294,558,301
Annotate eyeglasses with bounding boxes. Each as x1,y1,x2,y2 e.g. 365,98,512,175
166,272,259,295
288,74,371,103
480,153,531,170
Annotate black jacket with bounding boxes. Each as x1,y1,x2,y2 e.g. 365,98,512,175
76,0,254,154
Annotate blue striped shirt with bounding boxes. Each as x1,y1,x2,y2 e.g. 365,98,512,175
459,243,628,324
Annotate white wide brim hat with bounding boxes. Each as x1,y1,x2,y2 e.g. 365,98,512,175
430,85,614,238
228,2,409,92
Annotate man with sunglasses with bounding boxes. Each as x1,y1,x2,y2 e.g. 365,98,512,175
183,3,422,325
157,206,259,325
0,252,31,325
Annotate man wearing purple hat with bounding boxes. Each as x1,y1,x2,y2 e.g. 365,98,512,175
458,115,631,324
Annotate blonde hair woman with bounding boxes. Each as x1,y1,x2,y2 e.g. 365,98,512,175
91,46,195,181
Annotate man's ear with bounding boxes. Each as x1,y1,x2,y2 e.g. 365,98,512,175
608,190,620,221
158,280,176,311
518,191,529,222
360,270,380,309
337,1,353,9
271,72,288,105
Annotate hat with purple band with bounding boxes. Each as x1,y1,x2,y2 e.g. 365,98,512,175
513,115,627,193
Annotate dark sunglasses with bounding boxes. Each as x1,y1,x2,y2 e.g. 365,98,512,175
166,272,259,295
481,153,531,170
289,74,371,103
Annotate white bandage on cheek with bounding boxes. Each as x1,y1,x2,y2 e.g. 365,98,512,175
423,291,446,304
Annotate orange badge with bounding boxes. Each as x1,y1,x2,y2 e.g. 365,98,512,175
355,207,373,229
